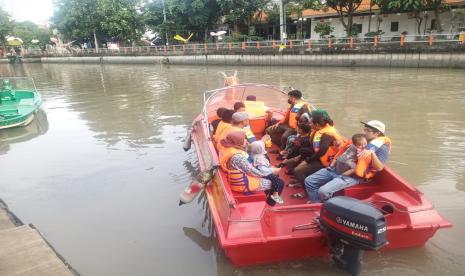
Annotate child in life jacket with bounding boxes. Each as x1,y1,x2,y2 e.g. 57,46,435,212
249,141,284,205
278,112,312,160
331,133,368,176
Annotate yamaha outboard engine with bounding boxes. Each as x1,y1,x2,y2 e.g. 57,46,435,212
319,196,387,276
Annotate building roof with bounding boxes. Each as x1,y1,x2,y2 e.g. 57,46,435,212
302,0,465,19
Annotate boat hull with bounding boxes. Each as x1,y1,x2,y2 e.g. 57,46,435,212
0,90,42,129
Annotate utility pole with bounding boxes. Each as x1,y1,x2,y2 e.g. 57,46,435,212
279,0,286,42
162,0,169,45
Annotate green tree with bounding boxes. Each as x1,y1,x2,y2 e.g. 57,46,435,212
286,0,321,39
218,0,270,36
325,0,363,36
0,7,13,50
374,0,445,34
53,0,145,50
12,21,51,49
145,0,221,43
314,22,334,37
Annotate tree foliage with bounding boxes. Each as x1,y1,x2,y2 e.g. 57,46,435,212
217,0,270,35
0,7,13,48
325,0,363,36
314,22,334,36
145,0,221,43
53,0,145,46
12,21,52,49
374,0,446,33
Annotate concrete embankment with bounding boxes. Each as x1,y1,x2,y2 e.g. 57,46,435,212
34,53,465,68
0,199,79,276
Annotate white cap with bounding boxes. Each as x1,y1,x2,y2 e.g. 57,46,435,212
361,120,386,134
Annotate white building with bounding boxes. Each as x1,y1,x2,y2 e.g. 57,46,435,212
301,0,465,40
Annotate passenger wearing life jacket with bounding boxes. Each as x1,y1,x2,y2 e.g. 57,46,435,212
305,120,391,203
287,110,344,196
219,131,278,194
211,107,228,135
212,109,234,142
266,89,310,150
216,111,257,150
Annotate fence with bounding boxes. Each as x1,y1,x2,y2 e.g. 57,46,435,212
22,33,465,57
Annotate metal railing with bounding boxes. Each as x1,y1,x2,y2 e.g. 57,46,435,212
21,33,465,57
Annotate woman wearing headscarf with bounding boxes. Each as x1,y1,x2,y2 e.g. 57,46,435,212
219,131,281,205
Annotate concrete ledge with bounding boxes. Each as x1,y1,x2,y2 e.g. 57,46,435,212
20,53,464,68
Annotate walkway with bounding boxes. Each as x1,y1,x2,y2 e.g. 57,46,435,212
0,201,77,276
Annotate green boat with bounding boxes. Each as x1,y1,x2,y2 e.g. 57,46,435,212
0,77,42,129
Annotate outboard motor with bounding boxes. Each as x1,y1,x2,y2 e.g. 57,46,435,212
319,196,387,276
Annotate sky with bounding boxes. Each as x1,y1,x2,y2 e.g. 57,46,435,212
1,0,53,24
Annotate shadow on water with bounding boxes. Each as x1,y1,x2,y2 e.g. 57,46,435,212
0,109,49,155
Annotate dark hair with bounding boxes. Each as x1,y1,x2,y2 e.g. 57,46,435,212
311,113,334,127
298,123,312,134
287,89,302,99
221,109,235,123
216,107,228,118
233,102,245,111
352,133,367,145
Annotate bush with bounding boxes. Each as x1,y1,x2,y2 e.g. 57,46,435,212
364,30,384,41
314,23,334,37
221,35,264,42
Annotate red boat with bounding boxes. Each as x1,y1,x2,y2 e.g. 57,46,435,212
187,83,451,267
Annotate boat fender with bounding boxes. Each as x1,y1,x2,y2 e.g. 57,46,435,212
183,128,193,152
179,166,219,206
179,181,205,206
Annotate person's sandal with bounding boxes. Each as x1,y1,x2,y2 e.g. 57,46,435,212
291,193,305,199
271,194,284,205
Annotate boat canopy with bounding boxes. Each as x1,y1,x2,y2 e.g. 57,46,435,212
203,84,290,119
0,77,37,92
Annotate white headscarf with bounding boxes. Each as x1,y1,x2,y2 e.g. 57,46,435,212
249,141,269,168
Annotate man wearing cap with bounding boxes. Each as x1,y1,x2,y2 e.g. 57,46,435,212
216,111,256,150
266,89,310,150
304,120,391,203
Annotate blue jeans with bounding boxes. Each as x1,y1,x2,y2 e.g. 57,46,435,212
304,167,363,202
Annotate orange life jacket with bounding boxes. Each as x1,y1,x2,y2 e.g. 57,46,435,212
282,100,309,129
216,125,256,150
354,136,392,180
213,121,230,142
313,124,345,167
218,147,261,193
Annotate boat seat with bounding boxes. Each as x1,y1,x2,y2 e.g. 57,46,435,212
232,190,267,203
343,182,379,200
219,170,267,203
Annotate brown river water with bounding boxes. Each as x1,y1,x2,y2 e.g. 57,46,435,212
0,63,464,276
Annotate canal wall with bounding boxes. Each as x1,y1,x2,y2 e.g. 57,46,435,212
36,53,465,68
